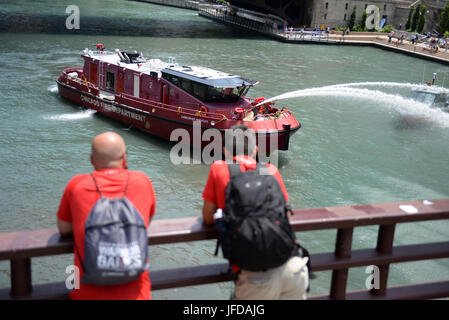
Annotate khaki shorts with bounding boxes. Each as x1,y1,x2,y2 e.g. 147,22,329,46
233,256,309,300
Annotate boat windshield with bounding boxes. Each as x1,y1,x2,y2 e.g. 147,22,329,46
410,90,436,105
162,73,250,102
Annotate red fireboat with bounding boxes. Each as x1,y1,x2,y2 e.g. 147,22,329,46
56,44,301,151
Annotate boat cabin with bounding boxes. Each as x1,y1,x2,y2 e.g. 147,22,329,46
81,48,257,111
410,89,449,110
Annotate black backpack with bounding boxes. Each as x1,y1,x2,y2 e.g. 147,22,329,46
214,162,298,271
75,173,149,286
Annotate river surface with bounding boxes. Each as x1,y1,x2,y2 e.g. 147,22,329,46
1,0,449,299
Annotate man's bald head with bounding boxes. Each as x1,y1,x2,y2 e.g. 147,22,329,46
90,132,127,170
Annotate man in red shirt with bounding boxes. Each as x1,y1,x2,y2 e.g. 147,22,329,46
202,125,309,299
57,131,156,300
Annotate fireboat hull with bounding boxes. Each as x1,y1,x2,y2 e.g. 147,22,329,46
56,76,300,151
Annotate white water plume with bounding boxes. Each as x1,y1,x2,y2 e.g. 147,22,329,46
262,86,421,108
332,81,449,94
44,109,96,121
257,82,449,127
47,84,58,93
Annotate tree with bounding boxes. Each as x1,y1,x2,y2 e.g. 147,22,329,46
358,11,368,31
405,6,414,30
411,4,422,31
349,5,357,30
439,3,449,35
417,5,427,34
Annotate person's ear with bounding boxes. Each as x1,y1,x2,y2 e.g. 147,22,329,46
122,153,128,169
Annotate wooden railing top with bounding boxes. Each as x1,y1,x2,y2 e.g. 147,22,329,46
1,198,448,260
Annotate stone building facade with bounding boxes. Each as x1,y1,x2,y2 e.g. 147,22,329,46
309,0,414,30
421,0,449,33
227,0,448,33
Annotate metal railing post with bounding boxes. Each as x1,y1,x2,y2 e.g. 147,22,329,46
371,224,396,296
10,258,32,297
330,228,354,299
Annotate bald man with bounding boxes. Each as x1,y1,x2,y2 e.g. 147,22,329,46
57,132,156,300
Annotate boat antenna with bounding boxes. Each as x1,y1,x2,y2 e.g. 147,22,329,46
421,64,426,84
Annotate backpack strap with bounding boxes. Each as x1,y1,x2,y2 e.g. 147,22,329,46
90,174,103,198
74,241,86,274
122,172,131,197
227,160,264,178
227,162,242,179
90,171,130,198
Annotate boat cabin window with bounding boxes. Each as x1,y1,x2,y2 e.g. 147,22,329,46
434,93,449,105
162,72,250,102
106,71,115,92
410,91,436,105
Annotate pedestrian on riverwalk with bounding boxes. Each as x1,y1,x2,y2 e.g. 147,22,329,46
201,124,310,300
57,131,156,300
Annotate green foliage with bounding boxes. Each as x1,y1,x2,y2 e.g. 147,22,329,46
349,5,357,30
405,6,414,30
417,5,427,34
439,4,449,35
411,4,421,31
445,30,449,38
382,24,394,33
358,11,367,31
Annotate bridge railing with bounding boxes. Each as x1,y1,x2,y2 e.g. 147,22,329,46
198,4,332,43
1,199,449,299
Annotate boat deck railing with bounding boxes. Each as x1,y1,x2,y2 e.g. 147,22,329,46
118,93,228,121
60,69,228,122
1,199,449,300
60,69,294,124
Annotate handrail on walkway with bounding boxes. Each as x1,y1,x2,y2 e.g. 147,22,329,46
0,198,449,300
198,4,449,65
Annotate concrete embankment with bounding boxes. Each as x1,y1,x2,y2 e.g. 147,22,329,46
320,33,449,66
132,0,199,10
135,0,449,66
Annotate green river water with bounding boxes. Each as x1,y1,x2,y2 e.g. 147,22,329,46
0,0,448,299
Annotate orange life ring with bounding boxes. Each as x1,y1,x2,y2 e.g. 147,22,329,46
199,105,208,117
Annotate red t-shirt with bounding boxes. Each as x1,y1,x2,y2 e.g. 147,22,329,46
202,155,289,209
57,169,156,300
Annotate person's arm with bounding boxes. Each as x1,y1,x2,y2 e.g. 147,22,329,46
202,162,220,225
56,176,78,236
57,219,73,235
202,200,217,225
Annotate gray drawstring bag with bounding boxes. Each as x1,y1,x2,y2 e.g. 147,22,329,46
75,173,149,286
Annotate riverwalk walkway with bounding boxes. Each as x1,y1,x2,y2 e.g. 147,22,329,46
196,3,449,65
132,0,449,65
307,32,449,65
132,0,199,10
